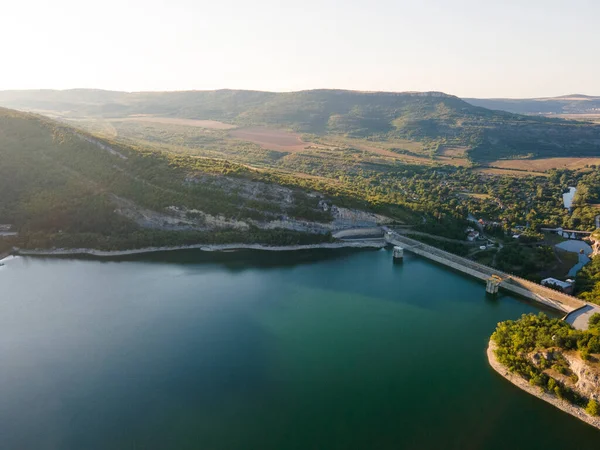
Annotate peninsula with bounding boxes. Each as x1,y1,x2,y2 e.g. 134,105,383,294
488,313,600,429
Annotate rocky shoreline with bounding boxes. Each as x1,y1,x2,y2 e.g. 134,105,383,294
487,340,600,430
16,239,387,258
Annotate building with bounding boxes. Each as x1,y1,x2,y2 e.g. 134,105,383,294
541,277,574,294
466,231,480,241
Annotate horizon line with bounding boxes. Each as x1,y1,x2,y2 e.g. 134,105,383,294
0,87,598,100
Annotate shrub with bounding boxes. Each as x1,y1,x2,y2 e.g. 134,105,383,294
581,348,591,361
586,399,599,417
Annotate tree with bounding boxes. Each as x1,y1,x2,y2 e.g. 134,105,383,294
589,313,600,329
585,399,599,417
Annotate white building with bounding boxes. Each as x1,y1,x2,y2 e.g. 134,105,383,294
466,231,480,241
541,277,574,294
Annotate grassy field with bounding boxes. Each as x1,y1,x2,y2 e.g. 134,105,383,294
488,157,600,172
113,117,236,129
474,167,550,177
457,192,493,200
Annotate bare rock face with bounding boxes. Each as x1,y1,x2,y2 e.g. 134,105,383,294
564,352,600,401
330,206,394,229
589,234,600,258
112,172,397,234
530,350,556,367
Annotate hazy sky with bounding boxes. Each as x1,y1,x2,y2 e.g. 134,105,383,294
2,0,598,97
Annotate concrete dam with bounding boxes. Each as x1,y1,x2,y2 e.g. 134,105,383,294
384,232,600,329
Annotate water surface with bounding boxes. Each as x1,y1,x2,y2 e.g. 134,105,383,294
1,248,598,449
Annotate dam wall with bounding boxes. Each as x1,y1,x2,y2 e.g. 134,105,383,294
387,233,586,314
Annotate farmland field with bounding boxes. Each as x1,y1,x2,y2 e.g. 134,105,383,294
474,167,549,177
439,146,468,158
230,127,311,152
555,114,600,124
114,116,237,129
489,157,600,172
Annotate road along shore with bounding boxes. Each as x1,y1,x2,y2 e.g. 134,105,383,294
16,240,386,258
487,340,600,431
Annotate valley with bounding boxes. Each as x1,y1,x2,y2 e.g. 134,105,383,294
4,90,600,303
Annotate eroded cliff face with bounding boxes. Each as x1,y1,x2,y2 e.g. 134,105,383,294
112,193,394,234
564,352,600,401
530,349,600,402
588,233,600,258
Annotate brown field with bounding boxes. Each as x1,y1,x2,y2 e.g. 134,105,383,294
230,127,310,152
116,116,237,130
489,157,600,172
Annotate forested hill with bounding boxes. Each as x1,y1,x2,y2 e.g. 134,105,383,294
0,89,491,132
3,89,600,161
0,107,369,251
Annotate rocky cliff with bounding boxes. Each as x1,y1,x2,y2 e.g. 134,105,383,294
563,352,600,401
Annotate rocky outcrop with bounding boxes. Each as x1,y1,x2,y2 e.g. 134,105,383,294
588,232,600,258
111,178,395,235
564,352,600,401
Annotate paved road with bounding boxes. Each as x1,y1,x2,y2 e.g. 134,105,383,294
565,304,600,330
393,228,481,245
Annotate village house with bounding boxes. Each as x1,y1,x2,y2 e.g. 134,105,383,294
466,230,480,241
541,277,574,294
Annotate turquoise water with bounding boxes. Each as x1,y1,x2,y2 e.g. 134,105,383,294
0,248,598,449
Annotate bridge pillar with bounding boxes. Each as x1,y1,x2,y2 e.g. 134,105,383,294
486,277,500,295
393,246,404,262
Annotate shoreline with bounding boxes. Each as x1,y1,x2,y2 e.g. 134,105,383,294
487,339,600,430
16,239,387,258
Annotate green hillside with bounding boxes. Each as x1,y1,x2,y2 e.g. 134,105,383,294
2,89,600,161
0,108,349,251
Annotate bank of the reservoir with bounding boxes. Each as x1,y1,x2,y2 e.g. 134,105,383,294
15,239,386,258
487,340,600,431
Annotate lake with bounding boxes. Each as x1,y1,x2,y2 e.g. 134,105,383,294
1,248,598,449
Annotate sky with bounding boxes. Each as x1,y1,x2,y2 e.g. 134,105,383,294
2,0,599,98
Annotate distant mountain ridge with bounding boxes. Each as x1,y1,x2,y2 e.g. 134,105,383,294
464,95,600,115
2,88,600,161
